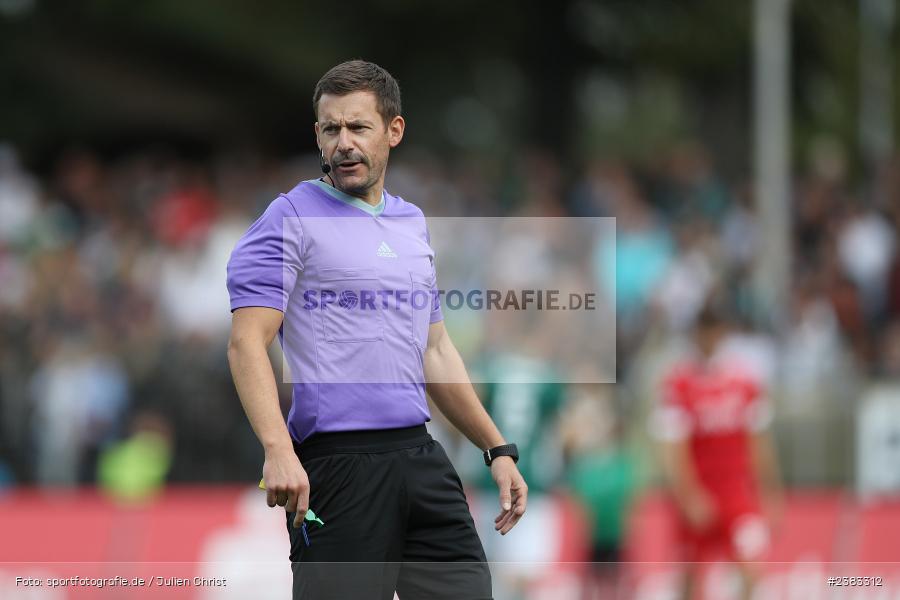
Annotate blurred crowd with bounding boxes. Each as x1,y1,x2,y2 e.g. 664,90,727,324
0,137,896,518
0,145,298,487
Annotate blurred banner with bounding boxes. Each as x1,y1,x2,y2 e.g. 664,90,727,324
2,487,899,599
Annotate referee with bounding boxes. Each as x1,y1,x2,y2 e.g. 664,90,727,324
226,60,526,600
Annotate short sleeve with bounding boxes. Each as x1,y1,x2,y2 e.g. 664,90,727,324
226,195,303,313
429,261,443,324
425,226,443,324
733,375,772,433
649,372,693,442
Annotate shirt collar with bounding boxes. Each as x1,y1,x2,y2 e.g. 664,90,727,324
308,178,386,217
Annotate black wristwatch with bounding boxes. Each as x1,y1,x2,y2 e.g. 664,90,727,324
483,443,519,466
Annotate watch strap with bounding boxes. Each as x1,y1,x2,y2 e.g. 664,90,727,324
483,443,519,466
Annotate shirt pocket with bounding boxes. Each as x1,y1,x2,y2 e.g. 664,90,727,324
410,270,434,350
319,267,384,343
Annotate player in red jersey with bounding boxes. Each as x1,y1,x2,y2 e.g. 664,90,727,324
652,307,783,600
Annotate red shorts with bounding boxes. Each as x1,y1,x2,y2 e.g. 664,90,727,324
677,498,769,563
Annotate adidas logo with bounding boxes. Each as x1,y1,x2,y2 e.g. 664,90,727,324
376,241,398,258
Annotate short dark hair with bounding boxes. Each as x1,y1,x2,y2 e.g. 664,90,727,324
312,60,402,124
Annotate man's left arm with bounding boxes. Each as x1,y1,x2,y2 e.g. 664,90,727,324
750,429,785,528
424,320,527,535
747,390,785,529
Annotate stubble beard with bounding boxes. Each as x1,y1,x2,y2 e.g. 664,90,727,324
336,158,384,199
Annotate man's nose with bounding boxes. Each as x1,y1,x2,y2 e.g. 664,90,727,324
337,127,354,154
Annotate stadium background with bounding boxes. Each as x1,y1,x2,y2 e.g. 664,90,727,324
1,1,900,598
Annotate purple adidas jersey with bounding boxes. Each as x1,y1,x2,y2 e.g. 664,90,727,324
227,178,443,443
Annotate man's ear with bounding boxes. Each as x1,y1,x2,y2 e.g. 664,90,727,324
314,122,321,148
388,116,405,148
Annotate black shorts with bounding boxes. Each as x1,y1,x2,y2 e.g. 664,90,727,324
286,425,492,600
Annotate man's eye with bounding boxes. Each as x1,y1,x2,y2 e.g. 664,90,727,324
323,126,338,133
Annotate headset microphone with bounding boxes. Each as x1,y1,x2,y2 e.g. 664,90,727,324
319,151,331,174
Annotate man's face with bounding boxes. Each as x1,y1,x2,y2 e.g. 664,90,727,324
315,90,404,198
696,322,726,358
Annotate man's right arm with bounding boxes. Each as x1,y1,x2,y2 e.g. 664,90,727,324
227,306,309,527
659,438,715,529
652,390,715,530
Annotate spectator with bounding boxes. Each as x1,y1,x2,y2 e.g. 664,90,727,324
560,384,637,600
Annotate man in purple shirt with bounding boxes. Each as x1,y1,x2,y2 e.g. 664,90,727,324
226,60,526,600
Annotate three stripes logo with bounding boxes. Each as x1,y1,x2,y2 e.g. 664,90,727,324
376,241,398,258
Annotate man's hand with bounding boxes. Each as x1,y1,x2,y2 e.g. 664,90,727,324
263,447,310,528
491,457,527,535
